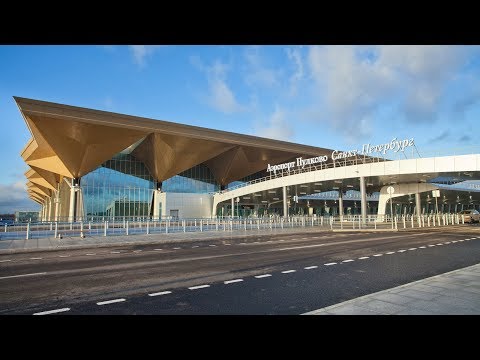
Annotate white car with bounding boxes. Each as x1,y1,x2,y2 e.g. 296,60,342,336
459,209,480,223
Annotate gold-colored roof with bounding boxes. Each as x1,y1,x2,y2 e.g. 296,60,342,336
16,97,334,202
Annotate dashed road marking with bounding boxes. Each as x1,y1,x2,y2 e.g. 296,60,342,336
373,254,383,257
85,253,96,256
154,248,163,251
110,251,120,254
253,242,259,244
97,298,125,306
436,243,444,246
189,284,210,290
279,240,285,242
452,241,458,243
459,240,464,242
408,248,417,251
397,250,406,252
224,279,243,284
281,270,296,274
33,308,70,315
386,252,395,255
30,257,42,260
173,247,181,250
209,245,216,247
428,244,436,247
324,262,337,266
304,266,318,270
0,272,47,280
255,274,272,278
342,259,354,263
444,242,451,244
224,243,231,246
359,256,369,260
148,291,172,297
133,250,142,253
267,240,273,243
191,246,199,248
0,259,11,262
419,246,426,249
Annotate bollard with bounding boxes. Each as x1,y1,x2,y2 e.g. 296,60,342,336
126,221,129,235
394,216,398,230
50,222,53,231
411,216,414,228
428,216,430,227
166,220,169,234
216,219,218,231
104,221,107,237
26,222,30,240
4,224,6,233
54,222,58,238
433,216,436,227
244,219,247,231
147,219,150,235
89,221,91,230
183,220,186,232
80,221,84,238
374,220,377,230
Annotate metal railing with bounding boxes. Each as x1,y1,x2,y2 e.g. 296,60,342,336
0,214,469,241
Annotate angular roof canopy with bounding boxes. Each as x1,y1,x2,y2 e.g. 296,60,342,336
16,97,334,203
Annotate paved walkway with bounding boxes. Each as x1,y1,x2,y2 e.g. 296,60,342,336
304,263,480,315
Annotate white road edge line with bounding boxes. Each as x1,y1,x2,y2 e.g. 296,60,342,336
304,266,318,270
324,262,337,266
148,291,172,297
0,272,47,280
224,279,244,284
97,298,126,306
33,308,70,315
255,274,272,278
189,284,210,290
281,270,296,273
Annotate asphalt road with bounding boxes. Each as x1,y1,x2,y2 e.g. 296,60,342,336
1,226,479,314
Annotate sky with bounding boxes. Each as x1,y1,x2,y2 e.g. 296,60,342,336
1,45,480,214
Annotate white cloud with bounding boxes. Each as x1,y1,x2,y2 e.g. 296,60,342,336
255,106,294,141
129,45,161,67
244,46,280,88
285,47,304,96
307,45,472,140
0,181,39,214
191,57,244,114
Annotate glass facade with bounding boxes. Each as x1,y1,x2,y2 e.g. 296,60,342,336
227,169,266,189
162,164,219,193
81,154,155,218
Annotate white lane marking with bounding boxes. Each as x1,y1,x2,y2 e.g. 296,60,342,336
311,237,319,239
342,259,354,263
85,253,96,256
304,266,318,270
444,242,451,244
209,245,216,247
428,244,436,247
110,251,120,254
277,243,326,251
459,240,464,242
239,243,247,245
97,298,125,305
59,255,71,258
224,244,231,246
477,237,480,239
386,252,395,255
397,250,407,252
133,250,142,253
452,241,458,243
465,239,471,241
279,240,285,242
191,246,199,248
253,242,259,244
324,262,337,266
189,284,210,290
358,256,370,260
281,270,296,274
0,272,47,280
419,246,426,249
373,254,383,257
30,257,42,260
148,291,172,297
224,279,243,284
255,274,272,278
173,247,181,250
33,308,70,315
154,248,163,251
436,243,444,246
0,259,11,262
408,248,417,251
267,240,273,243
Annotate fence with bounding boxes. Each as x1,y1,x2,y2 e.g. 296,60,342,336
0,214,469,241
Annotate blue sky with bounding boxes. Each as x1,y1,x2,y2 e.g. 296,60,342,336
1,45,480,213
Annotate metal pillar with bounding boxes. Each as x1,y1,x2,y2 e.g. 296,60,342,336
415,192,422,226
360,176,367,224
282,186,288,217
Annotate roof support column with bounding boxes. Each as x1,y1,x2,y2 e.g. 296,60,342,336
283,186,288,217
360,176,367,224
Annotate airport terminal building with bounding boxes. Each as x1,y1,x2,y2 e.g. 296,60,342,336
17,97,480,223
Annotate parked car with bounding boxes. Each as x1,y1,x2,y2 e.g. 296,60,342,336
458,209,480,223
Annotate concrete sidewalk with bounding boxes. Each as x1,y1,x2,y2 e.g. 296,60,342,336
304,263,480,315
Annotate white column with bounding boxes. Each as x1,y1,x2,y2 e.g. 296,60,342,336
48,197,53,221
338,192,343,218
360,176,367,224
54,192,60,222
283,186,288,217
68,179,76,223
153,189,161,220
231,197,234,217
